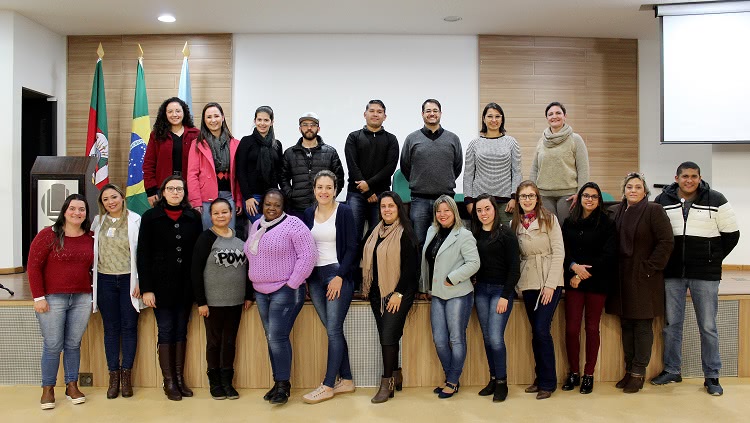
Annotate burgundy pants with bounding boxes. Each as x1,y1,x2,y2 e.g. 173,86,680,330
565,290,606,375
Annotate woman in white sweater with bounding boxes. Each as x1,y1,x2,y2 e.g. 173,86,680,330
529,102,589,222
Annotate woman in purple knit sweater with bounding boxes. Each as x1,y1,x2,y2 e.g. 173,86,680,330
244,189,317,405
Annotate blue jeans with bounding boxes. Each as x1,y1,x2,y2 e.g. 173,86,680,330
255,284,306,381
153,304,191,344
307,264,354,387
663,277,721,378
201,190,236,230
474,283,515,379
430,292,474,384
35,293,92,386
97,273,139,371
346,192,380,242
244,193,263,223
409,197,434,250
522,287,562,392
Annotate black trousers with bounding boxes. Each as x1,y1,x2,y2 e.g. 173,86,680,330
620,317,654,375
203,305,243,369
369,287,414,346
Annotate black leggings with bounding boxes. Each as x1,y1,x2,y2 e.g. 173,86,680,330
203,305,243,369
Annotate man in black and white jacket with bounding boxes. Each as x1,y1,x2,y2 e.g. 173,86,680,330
651,161,740,396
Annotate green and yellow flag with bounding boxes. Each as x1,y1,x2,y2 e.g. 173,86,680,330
126,47,150,214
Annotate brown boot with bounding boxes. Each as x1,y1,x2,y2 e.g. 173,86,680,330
107,370,120,399
65,380,86,404
623,374,645,394
393,368,403,391
121,368,133,398
40,386,55,410
174,341,193,397
371,377,394,404
158,343,182,401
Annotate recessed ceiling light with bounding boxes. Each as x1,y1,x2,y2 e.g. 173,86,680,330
158,14,176,23
443,16,462,22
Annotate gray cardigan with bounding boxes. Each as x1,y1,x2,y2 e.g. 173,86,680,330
420,225,480,299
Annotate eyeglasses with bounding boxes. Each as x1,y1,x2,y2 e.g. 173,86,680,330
165,186,184,193
582,194,600,200
300,122,319,128
519,194,537,200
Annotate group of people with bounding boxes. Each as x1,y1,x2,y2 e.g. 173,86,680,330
27,96,739,410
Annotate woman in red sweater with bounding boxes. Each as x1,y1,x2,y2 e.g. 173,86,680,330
142,97,200,207
27,194,94,410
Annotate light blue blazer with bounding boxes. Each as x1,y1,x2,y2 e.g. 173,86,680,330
420,225,480,300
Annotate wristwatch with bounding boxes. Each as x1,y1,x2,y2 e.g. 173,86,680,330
394,292,403,299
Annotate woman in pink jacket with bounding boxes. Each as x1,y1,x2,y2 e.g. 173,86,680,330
187,102,242,230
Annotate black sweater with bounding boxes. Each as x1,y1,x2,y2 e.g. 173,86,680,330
369,231,419,297
235,131,283,200
344,127,399,197
474,228,521,299
561,211,617,294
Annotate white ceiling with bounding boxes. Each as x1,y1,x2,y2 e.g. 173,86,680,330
0,0,687,39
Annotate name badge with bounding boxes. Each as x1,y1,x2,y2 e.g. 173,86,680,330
106,228,116,237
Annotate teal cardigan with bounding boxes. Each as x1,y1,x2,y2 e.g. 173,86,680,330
419,225,480,299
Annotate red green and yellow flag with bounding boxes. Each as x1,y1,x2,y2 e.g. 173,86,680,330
126,49,150,215
85,43,109,189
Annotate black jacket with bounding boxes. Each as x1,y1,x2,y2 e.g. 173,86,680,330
137,205,203,308
235,130,283,200
344,127,399,197
280,136,345,211
562,211,617,294
654,180,740,281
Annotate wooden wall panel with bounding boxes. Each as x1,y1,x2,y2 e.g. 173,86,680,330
479,35,639,196
66,34,232,188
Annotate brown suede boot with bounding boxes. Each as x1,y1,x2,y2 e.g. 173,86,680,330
158,343,182,401
121,369,133,398
107,370,120,399
616,372,632,389
623,374,645,394
40,386,55,410
371,377,394,404
174,341,193,397
393,368,403,391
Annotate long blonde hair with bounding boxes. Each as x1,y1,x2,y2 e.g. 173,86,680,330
97,183,129,219
431,195,463,230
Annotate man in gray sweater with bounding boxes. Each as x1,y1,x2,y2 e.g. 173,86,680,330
400,99,463,252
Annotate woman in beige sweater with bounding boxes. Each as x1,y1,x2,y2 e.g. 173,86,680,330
512,180,565,400
529,102,589,222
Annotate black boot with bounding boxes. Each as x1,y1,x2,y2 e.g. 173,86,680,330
493,378,508,402
221,368,239,400
562,372,580,391
269,380,291,404
264,381,279,401
174,341,193,397
207,369,226,400
478,377,496,396
158,344,181,401
580,375,594,394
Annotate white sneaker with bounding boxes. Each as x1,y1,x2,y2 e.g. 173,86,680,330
332,378,355,394
302,384,334,404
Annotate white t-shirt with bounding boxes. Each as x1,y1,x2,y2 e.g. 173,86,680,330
311,206,338,266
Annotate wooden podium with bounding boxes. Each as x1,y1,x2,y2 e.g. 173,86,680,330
30,156,98,238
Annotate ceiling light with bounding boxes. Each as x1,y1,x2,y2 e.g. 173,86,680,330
443,16,462,22
158,14,176,23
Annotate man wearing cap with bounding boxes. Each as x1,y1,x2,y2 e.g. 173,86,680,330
400,98,463,251
345,100,400,242
280,112,345,217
